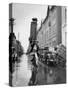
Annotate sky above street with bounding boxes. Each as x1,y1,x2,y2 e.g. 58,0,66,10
13,3,47,52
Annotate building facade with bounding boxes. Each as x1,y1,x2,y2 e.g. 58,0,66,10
29,18,37,43
61,6,67,46
27,18,38,53
37,6,67,49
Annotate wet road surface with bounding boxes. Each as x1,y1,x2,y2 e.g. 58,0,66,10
12,54,32,86
12,54,66,86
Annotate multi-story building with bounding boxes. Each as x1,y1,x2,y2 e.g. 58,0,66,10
27,18,38,53
37,6,67,49
29,18,37,43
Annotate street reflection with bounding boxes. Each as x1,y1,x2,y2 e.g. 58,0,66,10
12,54,32,86
12,53,66,86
